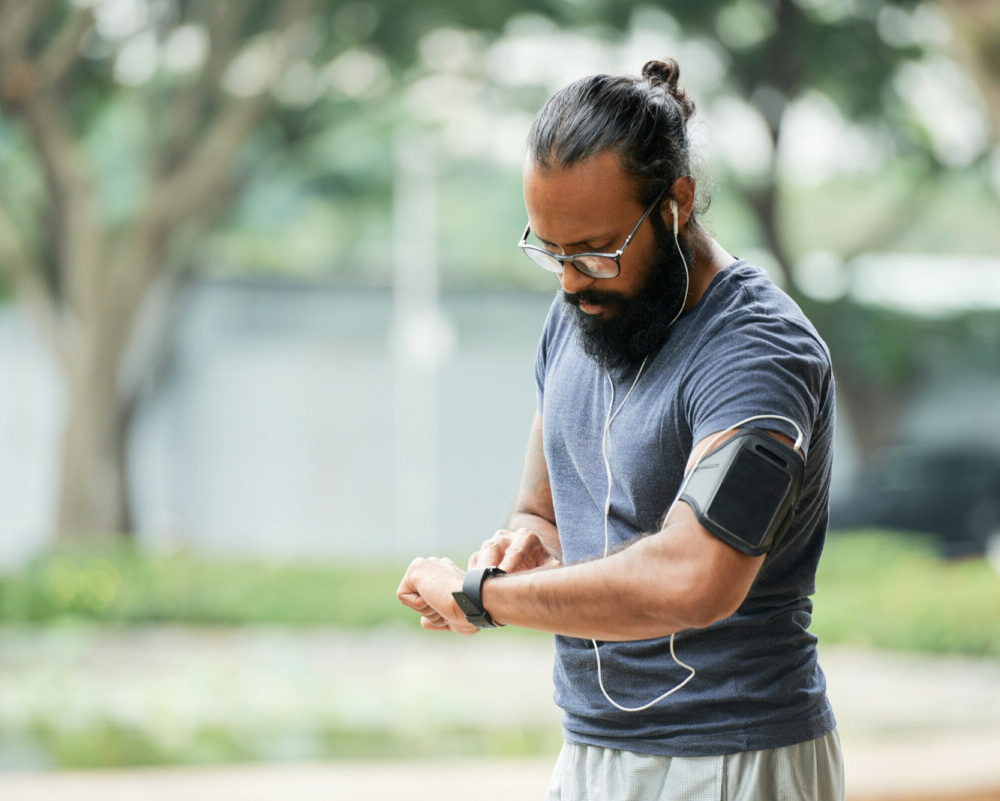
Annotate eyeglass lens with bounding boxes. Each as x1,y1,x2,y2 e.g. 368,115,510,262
523,248,618,279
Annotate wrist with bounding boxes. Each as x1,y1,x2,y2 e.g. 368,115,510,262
452,566,506,629
479,572,506,627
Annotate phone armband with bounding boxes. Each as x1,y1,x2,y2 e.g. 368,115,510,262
678,429,805,556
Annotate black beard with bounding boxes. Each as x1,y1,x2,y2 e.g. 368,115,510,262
563,218,693,372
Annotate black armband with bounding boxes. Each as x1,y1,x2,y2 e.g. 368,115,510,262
678,429,805,556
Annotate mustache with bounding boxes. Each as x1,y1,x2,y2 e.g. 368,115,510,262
562,288,625,308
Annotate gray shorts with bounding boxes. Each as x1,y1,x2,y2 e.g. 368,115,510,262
546,730,844,801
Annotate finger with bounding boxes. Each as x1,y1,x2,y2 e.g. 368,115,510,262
396,574,423,608
398,589,434,616
499,535,539,572
395,558,426,601
501,529,561,572
476,542,504,568
421,615,450,631
497,533,527,568
450,620,479,636
397,571,436,615
482,530,514,566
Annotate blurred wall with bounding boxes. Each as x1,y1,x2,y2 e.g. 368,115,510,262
1,281,553,567
0,312,64,568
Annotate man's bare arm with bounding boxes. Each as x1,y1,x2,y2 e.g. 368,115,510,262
469,412,561,571
507,411,559,549
403,428,793,640
477,427,793,638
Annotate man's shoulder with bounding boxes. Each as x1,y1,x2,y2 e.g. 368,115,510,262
698,261,830,364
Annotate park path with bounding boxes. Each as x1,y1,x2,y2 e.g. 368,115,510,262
0,627,999,799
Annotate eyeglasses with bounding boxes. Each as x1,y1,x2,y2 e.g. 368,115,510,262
517,188,668,279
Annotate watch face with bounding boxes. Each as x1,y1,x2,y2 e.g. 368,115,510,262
453,592,482,617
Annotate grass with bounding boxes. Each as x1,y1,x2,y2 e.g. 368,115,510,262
9,722,561,770
813,529,1000,656
0,544,412,627
1,531,997,655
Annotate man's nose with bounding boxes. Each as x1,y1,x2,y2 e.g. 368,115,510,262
559,261,595,295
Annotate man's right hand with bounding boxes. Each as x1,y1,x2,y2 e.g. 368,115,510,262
469,527,561,573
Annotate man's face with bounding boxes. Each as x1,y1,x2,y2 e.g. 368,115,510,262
522,151,689,370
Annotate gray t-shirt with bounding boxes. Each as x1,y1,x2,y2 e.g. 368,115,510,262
535,260,837,756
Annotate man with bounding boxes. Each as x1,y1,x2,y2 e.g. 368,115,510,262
398,58,843,801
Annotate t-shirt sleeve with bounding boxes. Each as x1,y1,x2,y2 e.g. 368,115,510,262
683,311,831,456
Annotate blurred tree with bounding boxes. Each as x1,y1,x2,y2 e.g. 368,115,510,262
0,0,568,542
661,0,997,453
939,0,1000,132
391,0,997,453
0,1,324,541
659,0,966,290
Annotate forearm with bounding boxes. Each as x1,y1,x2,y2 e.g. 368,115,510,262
504,411,560,558
481,530,722,641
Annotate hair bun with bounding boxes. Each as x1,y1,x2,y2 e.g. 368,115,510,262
641,58,695,121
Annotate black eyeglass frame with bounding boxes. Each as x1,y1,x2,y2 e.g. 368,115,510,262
517,187,669,279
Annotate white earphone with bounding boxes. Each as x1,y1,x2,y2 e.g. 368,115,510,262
665,198,689,328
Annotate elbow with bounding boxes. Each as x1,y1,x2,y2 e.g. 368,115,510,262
670,579,748,631
669,601,721,632
690,595,743,629
624,527,760,635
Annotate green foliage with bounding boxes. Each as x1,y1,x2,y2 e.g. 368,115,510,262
804,297,927,386
24,722,214,769
0,545,411,627
814,530,1000,656
9,720,560,769
2,534,999,657
801,294,1000,394
783,167,1000,260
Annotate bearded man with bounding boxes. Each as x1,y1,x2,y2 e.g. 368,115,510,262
398,58,843,801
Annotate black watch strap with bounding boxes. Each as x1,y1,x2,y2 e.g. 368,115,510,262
452,566,506,628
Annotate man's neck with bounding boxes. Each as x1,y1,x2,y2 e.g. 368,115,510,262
684,235,735,313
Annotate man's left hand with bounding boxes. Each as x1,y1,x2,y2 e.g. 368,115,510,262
397,556,478,635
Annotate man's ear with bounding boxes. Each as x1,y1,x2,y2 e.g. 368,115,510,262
665,175,696,231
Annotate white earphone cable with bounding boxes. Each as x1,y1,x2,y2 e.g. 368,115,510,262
590,197,805,713
596,381,805,712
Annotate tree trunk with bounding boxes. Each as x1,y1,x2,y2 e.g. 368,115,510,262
940,0,1000,136
744,182,801,296
55,335,132,541
833,370,911,458
0,0,315,545
52,224,177,541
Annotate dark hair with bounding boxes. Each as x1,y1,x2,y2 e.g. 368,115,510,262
527,59,706,232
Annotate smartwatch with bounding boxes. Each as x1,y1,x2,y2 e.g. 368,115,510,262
452,566,506,628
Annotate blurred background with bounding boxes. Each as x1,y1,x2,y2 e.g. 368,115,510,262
1,0,999,796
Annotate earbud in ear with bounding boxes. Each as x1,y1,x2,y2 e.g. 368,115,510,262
670,199,679,235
